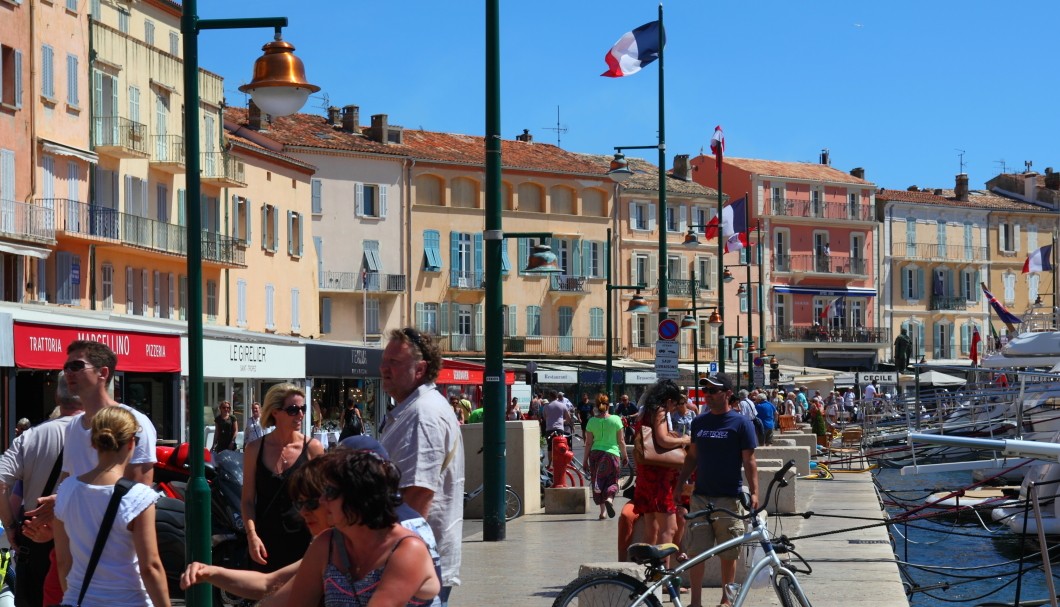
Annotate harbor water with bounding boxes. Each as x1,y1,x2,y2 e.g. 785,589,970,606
877,468,1052,607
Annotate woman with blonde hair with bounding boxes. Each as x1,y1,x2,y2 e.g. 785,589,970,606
242,383,324,573
54,406,170,607
583,393,627,519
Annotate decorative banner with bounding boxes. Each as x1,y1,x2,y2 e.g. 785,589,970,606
13,322,181,372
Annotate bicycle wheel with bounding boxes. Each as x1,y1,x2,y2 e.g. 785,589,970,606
774,569,812,607
565,464,586,487
552,571,662,607
618,459,636,491
505,488,523,521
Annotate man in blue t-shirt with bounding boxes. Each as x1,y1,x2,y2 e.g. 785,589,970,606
676,373,758,607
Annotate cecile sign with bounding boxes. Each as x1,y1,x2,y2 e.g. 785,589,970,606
13,322,181,372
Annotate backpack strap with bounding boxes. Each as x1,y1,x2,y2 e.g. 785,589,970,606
78,478,135,607
41,448,64,498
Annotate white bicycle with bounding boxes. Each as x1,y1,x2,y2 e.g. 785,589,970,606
552,460,813,607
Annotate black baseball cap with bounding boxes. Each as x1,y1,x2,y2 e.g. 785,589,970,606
699,372,734,391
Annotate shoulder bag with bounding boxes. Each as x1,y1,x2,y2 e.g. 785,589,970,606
51,477,135,607
633,423,686,469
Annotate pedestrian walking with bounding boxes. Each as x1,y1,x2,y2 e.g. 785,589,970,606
583,394,626,519
243,402,267,445
338,397,364,440
211,400,238,452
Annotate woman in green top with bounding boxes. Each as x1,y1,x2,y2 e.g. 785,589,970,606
583,394,627,519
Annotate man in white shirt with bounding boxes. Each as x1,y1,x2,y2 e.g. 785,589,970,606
736,390,757,419
243,401,267,445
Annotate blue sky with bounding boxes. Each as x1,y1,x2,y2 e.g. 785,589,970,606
199,1,1060,192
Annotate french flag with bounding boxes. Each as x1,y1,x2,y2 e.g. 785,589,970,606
601,21,664,78
710,126,725,170
1022,244,1054,274
705,196,748,253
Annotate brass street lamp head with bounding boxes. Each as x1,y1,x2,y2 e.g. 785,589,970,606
682,229,700,247
607,152,633,183
722,268,734,283
239,33,320,117
680,314,697,329
707,310,722,328
524,243,561,273
626,292,651,313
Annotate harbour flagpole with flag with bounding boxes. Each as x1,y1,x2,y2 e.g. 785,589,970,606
1022,243,1054,274
705,196,748,252
970,325,981,366
982,282,1022,333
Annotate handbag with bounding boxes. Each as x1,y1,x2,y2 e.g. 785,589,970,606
50,478,135,607
633,424,686,469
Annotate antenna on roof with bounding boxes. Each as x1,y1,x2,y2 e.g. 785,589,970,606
995,159,1008,175
314,92,331,113
541,106,568,148
956,149,966,175
1025,160,1034,173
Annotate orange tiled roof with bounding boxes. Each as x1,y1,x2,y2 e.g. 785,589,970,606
696,155,872,185
225,129,316,172
876,187,1047,212
225,107,607,177
579,154,722,198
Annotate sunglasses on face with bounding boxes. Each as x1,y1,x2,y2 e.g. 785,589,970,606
63,360,95,373
283,404,307,416
703,387,721,394
293,497,321,512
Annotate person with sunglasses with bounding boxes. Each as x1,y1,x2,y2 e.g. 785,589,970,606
676,373,759,607
242,383,324,574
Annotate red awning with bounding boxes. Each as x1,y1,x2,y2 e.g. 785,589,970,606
437,359,515,385
13,322,181,373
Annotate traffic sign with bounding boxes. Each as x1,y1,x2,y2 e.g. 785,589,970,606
654,340,680,379
658,319,680,341
753,366,765,387
707,361,718,374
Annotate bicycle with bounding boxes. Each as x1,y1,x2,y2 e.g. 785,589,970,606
464,482,522,521
551,460,812,607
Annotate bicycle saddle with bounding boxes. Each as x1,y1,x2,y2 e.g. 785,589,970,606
627,542,679,565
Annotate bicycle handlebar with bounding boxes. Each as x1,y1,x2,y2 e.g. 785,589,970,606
684,459,796,522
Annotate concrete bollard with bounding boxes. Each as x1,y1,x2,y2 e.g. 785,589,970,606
780,433,819,452
544,486,591,514
757,465,798,514
753,445,811,477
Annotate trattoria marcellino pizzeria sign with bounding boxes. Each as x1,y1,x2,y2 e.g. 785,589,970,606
13,322,181,372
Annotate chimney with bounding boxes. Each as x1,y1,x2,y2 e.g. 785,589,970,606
1024,172,1039,201
342,105,359,132
819,148,830,166
327,106,341,126
248,100,264,131
672,154,692,182
955,173,969,202
1045,169,1060,191
369,114,388,143
907,186,919,192
850,167,865,180
515,129,533,143
933,189,943,196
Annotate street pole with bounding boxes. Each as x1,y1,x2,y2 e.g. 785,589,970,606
690,267,699,395
606,228,614,402
482,0,506,541
758,218,765,352
656,3,668,324
716,147,725,375
745,192,754,388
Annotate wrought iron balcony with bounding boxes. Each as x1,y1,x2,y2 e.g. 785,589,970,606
930,295,968,311
319,271,407,293
0,198,56,243
772,254,867,276
49,198,244,265
770,198,874,221
550,274,589,293
92,116,149,158
665,278,700,298
891,242,989,261
769,324,890,344
437,334,618,356
201,152,246,187
449,270,485,290
150,135,185,173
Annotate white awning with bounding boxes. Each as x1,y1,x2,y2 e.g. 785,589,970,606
40,139,98,164
0,240,51,259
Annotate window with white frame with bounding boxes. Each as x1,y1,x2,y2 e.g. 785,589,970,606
774,293,788,329
169,32,179,56
665,206,683,232
590,307,604,339
772,187,784,211
1003,272,1016,304
1000,221,1016,253
774,229,790,272
144,20,155,46
101,264,113,310
261,203,278,251
232,196,250,244
1,46,24,109
288,211,303,257
810,189,822,215
902,265,924,300
419,303,439,334
125,266,134,312
1029,274,1041,304
633,253,650,287
667,255,684,281
118,9,129,33
631,202,650,231
526,305,541,337
961,268,980,301
847,192,858,218
634,314,651,347
693,207,714,234
237,279,247,326
355,183,387,218
366,298,379,335
178,275,187,320
291,288,301,333
696,256,713,290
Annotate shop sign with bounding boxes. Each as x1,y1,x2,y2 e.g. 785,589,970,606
626,371,658,384
192,338,306,379
13,322,181,372
436,368,515,385
537,370,578,384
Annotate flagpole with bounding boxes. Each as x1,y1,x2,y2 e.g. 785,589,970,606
716,152,725,375
744,191,753,387
656,2,668,325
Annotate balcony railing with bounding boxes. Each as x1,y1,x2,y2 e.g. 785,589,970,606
1,198,56,242
151,134,185,169
550,274,588,293
665,278,700,298
201,152,246,186
770,324,890,344
320,271,407,293
49,198,244,265
891,242,989,261
437,334,618,356
771,198,874,221
449,270,485,290
627,342,717,361
92,115,149,156
772,254,867,276
930,295,968,311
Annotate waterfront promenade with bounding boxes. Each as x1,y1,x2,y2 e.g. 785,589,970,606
459,470,910,606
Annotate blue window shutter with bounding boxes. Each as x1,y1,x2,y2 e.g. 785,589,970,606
298,214,304,257
311,179,322,213
260,205,267,249
500,238,511,274
449,232,459,286
508,305,517,336
272,207,279,251
440,302,450,335
380,185,388,217
916,267,924,300
415,302,424,330
244,198,252,243
13,50,23,108
518,238,528,276
321,298,332,333
572,239,582,277
474,233,483,281
314,237,323,287
961,324,969,354
354,183,364,217
583,240,592,277
974,270,981,301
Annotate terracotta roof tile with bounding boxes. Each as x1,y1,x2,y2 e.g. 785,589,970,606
578,154,722,198
225,107,607,176
697,155,873,185
877,188,1048,212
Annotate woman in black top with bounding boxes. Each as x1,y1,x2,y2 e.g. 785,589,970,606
211,400,238,452
338,398,364,440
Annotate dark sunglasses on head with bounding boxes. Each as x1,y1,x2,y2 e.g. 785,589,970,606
283,404,307,416
293,497,320,512
62,360,95,373
402,327,431,360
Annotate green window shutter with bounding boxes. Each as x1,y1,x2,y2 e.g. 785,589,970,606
260,205,267,249
449,232,460,286
518,238,528,276
916,267,924,300
572,239,582,277
508,305,517,336
272,207,279,252
500,238,511,275
474,233,484,281
415,302,424,330
287,210,294,255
